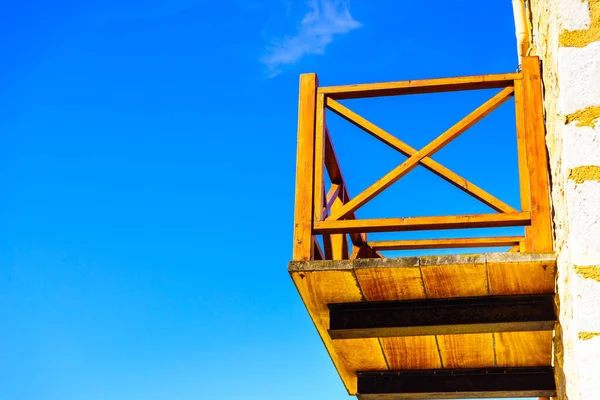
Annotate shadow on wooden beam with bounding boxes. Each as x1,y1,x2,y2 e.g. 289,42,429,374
356,367,556,399
328,294,555,339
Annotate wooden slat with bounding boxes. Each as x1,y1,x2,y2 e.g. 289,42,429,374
315,212,531,234
420,254,493,368
325,183,341,215
313,93,326,222
495,331,553,367
290,269,388,394
327,98,517,213
293,73,318,260
312,236,324,260
522,56,553,252
330,196,349,260
319,72,521,99
369,236,524,251
487,253,556,295
323,128,365,247
514,77,535,249
380,336,442,370
354,258,440,370
436,334,496,368
328,87,515,220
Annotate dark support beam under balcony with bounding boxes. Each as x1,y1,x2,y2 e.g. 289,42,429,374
356,367,556,399
328,294,555,339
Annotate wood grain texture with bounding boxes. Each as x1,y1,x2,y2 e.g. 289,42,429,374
495,331,553,367
420,256,488,299
437,333,495,368
354,260,438,370
487,259,556,295
381,336,442,370
291,270,387,394
369,236,523,251
316,212,531,234
319,72,520,99
354,263,425,301
293,74,318,260
522,56,553,252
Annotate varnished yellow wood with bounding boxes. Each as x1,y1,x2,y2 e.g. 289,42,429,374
495,331,553,367
381,336,442,370
315,212,531,234
330,196,348,260
368,236,524,251
354,260,440,370
355,264,425,301
514,77,535,249
522,57,553,252
291,270,388,394
293,73,318,260
326,98,517,214
487,257,555,295
313,93,326,222
437,334,495,368
312,236,325,260
319,72,521,99
323,128,365,247
328,87,515,220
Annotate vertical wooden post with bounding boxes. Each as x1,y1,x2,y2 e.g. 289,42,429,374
521,56,553,252
514,78,534,250
293,73,319,260
313,93,326,223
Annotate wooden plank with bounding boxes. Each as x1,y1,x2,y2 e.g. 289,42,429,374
437,334,496,368
369,236,523,251
380,336,443,370
313,93,326,222
312,237,324,260
315,212,531,234
328,87,515,220
522,56,553,252
326,98,517,213
290,269,388,394
328,295,555,339
319,72,521,100
420,254,493,368
323,128,365,247
325,183,341,215
293,73,318,260
330,196,348,260
354,258,440,370
487,253,556,295
356,367,556,399
495,331,553,367
514,77,535,248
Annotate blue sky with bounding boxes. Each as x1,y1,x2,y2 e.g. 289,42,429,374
1,1,535,399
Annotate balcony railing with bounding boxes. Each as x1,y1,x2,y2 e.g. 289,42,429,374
292,56,552,261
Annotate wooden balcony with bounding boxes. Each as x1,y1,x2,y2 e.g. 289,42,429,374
289,56,556,398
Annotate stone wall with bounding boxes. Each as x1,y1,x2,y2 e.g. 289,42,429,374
528,0,600,398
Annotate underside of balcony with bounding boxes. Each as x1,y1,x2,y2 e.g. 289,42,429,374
289,252,556,398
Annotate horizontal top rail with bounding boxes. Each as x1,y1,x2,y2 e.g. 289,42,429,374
318,72,521,100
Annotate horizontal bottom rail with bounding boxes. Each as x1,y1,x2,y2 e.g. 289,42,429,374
357,367,556,399
368,236,524,251
315,212,531,234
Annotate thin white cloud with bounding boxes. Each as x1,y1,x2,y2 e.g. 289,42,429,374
261,0,361,77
